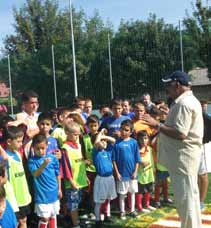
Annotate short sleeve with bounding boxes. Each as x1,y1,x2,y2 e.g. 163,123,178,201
173,104,192,136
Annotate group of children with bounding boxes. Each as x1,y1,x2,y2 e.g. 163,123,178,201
0,91,173,228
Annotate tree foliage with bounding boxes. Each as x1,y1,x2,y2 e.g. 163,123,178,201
0,0,209,110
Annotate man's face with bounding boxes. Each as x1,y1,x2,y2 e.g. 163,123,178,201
23,97,39,114
165,81,178,100
77,100,85,111
84,101,92,115
142,95,151,106
122,101,130,114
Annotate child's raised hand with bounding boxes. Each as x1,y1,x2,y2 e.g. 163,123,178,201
44,158,51,165
101,128,107,135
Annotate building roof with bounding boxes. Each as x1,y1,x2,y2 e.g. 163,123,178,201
189,67,211,86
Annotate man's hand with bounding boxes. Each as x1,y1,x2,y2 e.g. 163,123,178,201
141,114,159,128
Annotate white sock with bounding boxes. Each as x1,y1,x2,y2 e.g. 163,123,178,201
94,203,101,221
130,192,135,212
119,194,126,213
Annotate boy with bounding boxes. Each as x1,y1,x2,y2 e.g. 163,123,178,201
3,126,31,228
93,129,117,227
0,185,17,228
136,131,156,212
36,112,61,159
61,122,88,228
28,134,62,228
0,158,19,213
81,115,98,213
122,99,134,119
100,98,130,139
112,120,141,219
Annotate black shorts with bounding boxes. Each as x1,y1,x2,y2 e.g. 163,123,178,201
138,182,154,194
16,204,31,220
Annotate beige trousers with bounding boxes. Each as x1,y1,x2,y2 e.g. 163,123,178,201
169,171,202,228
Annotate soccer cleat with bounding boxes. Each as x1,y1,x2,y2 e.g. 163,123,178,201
120,212,127,220
146,205,156,211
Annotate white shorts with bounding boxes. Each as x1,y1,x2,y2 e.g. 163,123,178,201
117,179,138,195
198,143,211,175
94,175,117,203
35,200,60,218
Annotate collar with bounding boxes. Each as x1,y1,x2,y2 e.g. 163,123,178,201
174,90,192,104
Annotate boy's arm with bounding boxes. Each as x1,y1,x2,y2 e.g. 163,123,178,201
131,162,139,179
32,158,51,177
56,175,62,199
0,145,8,160
112,160,121,181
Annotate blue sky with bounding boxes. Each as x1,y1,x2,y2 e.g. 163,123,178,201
0,0,197,52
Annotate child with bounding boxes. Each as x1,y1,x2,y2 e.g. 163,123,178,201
112,119,141,219
0,158,19,213
3,126,31,228
100,98,130,139
136,131,156,212
28,134,62,228
122,99,134,119
36,112,61,159
93,129,117,227
0,185,17,228
61,122,88,228
132,102,156,137
81,115,98,213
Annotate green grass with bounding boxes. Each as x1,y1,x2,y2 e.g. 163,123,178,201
86,173,211,228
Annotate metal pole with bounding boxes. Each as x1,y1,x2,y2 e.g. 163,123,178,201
179,20,184,71
7,55,14,116
108,33,114,99
52,45,58,108
69,0,78,97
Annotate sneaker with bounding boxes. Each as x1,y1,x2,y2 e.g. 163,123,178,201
128,211,138,218
80,214,89,219
146,206,156,211
163,198,173,204
141,208,150,213
104,216,115,223
120,212,126,220
154,201,161,208
89,213,96,220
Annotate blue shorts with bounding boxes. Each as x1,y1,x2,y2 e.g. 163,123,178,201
156,170,169,182
65,189,83,211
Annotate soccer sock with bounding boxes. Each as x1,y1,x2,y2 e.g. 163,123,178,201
38,220,48,228
144,192,151,208
95,203,101,221
154,183,161,202
103,199,109,216
130,192,135,212
162,179,168,200
106,200,111,217
127,193,131,210
49,216,57,228
136,193,143,211
119,194,126,213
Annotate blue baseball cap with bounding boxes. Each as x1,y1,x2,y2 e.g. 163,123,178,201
162,71,191,86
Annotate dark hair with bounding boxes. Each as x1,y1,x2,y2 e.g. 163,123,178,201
4,126,24,140
200,100,208,105
121,119,134,132
0,115,14,129
57,107,71,119
37,112,53,123
73,96,85,104
32,134,48,147
0,161,6,178
110,98,123,108
21,90,39,103
87,115,99,125
136,130,148,140
0,185,6,199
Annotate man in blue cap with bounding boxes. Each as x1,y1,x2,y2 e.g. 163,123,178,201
142,71,203,228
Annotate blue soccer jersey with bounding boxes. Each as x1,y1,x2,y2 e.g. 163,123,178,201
100,115,130,136
28,154,60,204
112,138,141,181
47,136,59,154
0,200,17,228
93,148,113,177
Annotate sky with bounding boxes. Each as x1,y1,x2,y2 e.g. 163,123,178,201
0,0,198,53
